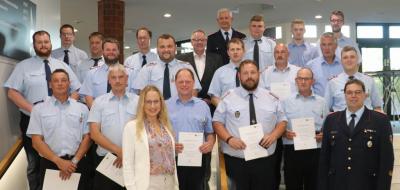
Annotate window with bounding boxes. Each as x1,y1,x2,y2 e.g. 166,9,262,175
325,25,350,37
357,26,383,38
304,25,317,38
389,26,400,38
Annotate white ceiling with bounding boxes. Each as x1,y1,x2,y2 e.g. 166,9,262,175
60,0,400,57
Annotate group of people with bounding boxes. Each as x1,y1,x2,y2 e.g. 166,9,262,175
3,7,395,190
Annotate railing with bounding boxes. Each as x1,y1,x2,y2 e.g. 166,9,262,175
0,138,23,178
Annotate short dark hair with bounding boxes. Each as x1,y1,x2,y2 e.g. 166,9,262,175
344,79,365,93
331,10,344,20
59,24,75,35
175,68,195,81
250,15,264,22
136,27,152,39
51,69,70,81
102,37,120,50
341,45,358,57
157,34,176,44
32,30,50,44
89,32,104,41
227,38,245,50
239,59,259,72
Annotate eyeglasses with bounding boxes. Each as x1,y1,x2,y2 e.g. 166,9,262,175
176,80,193,85
330,19,343,23
295,77,313,82
145,100,160,106
345,90,363,96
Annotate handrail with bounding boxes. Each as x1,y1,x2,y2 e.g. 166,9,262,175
219,149,228,190
0,138,23,178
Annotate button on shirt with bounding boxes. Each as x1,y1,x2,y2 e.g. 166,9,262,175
133,59,201,97
282,93,328,146
4,56,81,115
213,87,287,158
288,41,319,67
76,57,104,83
208,62,239,98
87,92,139,156
260,64,300,100
52,45,88,75
166,96,213,142
346,106,365,127
124,51,158,89
26,96,89,156
306,56,343,96
193,52,206,80
244,36,276,71
325,72,383,112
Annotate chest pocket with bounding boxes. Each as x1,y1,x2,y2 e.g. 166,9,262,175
101,109,117,130
66,112,83,139
125,108,136,122
259,105,278,129
312,104,325,129
93,77,107,97
227,105,247,122
41,112,58,139
26,71,46,88
150,70,163,83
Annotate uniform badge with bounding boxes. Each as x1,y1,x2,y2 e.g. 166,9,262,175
367,140,373,148
235,111,240,118
201,117,207,126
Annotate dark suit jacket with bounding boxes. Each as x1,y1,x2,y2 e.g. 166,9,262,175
206,29,246,65
176,52,223,100
318,107,394,190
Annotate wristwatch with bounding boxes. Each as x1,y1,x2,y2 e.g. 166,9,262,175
71,157,79,165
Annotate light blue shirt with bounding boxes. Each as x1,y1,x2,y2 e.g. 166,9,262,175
260,64,300,100
125,51,158,92
213,87,287,158
288,41,319,67
52,45,88,76
244,36,276,70
132,59,201,98
88,92,139,156
306,56,343,96
166,96,213,142
208,62,239,98
346,106,365,127
282,93,328,146
4,56,81,115
325,72,382,112
27,96,89,156
76,57,104,83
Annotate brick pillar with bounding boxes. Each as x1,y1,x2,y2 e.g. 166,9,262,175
98,0,124,63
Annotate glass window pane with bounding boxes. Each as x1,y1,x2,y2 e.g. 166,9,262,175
276,26,282,39
357,26,383,38
361,48,383,72
324,25,350,37
180,42,193,53
389,26,400,38
390,48,400,70
304,25,317,38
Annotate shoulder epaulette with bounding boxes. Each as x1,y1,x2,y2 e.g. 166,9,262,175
221,89,233,100
147,62,157,66
90,65,101,70
268,91,279,100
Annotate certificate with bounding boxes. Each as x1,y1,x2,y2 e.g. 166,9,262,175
291,117,317,151
96,152,124,186
238,124,269,161
178,132,203,167
270,82,291,100
43,169,81,190
392,165,400,183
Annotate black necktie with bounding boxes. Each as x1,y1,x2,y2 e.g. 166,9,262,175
224,32,230,44
235,67,240,87
163,63,171,100
142,55,147,67
92,58,101,67
63,50,69,65
348,76,354,80
44,59,52,96
253,39,260,69
349,113,356,133
249,93,257,125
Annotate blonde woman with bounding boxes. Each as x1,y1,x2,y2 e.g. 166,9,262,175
123,85,179,190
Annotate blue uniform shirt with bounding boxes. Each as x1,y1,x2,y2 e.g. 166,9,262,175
4,56,81,115
167,96,213,142
208,62,239,98
282,93,328,146
76,57,104,83
132,59,201,98
325,72,382,112
260,64,300,100
124,51,158,94
52,45,88,75
27,96,89,156
87,92,139,156
306,56,343,96
288,41,319,67
244,36,276,70
213,87,287,158
345,106,365,127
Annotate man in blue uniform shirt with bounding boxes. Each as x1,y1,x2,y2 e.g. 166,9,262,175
76,32,104,83
27,69,90,190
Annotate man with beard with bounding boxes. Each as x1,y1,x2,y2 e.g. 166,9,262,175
133,34,201,100
4,30,81,190
79,37,123,108
213,59,287,190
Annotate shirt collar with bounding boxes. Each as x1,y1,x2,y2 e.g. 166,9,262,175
50,96,71,106
272,64,291,72
109,91,129,101
174,96,197,105
238,86,261,99
295,92,316,100
288,41,306,48
160,58,177,66
220,28,232,36
346,106,365,119
228,62,240,69
321,55,341,65
193,51,206,58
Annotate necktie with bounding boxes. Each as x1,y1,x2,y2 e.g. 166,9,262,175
224,32,230,44
142,55,147,67
235,67,240,87
349,113,356,133
92,58,101,67
348,76,354,80
107,82,111,93
44,59,52,96
163,63,171,100
63,50,69,65
253,39,260,69
249,93,257,125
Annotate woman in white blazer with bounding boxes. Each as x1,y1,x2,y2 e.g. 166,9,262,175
123,85,179,190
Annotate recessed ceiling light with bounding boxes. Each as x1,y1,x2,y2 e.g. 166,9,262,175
315,15,323,19
74,28,78,32
163,13,172,18
124,46,130,49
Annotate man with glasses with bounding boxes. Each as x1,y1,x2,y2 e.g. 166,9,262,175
319,79,394,190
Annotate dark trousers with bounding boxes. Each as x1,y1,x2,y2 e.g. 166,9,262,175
93,154,126,190
273,138,283,190
203,153,212,190
38,155,89,190
86,143,97,190
176,153,209,190
283,145,320,190
20,112,41,190
224,154,276,190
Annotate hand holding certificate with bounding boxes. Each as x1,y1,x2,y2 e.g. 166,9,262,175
43,169,81,190
239,124,269,161
291,117,317,151
96,152,124,186
178,132,203,167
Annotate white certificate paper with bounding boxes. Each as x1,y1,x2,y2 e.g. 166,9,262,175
178,132,203,167
43,169,81,190
291,117,317,151
239,124,269,161
270,82,291,100
96,152,124,186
